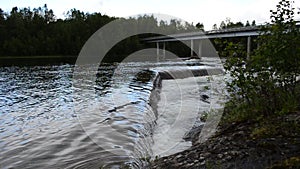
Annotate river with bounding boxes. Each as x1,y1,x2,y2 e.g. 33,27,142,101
0,58,225,168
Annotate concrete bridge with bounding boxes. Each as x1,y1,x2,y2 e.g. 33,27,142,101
143,26,261,59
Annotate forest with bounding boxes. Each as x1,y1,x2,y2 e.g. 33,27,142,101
0,4,255,64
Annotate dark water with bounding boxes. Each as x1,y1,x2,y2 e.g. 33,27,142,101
0,60,217,168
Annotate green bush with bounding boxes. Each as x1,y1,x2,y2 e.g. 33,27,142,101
225,0,300,119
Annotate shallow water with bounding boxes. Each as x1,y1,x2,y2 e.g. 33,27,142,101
0,59,223,168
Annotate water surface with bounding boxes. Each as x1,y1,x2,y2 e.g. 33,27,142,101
0,59,222,168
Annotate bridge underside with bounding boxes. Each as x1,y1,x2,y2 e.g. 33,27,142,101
144,27,260,60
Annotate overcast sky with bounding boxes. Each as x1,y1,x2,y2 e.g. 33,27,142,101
1,0,300,29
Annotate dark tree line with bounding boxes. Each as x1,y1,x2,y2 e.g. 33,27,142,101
212,18,256,30
0,5,115,56
0,4,203,60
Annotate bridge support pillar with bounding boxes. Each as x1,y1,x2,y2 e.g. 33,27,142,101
156,42,159,56
163,42,166,60
247,36,251,59
190,39,194,57
156,42,159,61
198,40,202,59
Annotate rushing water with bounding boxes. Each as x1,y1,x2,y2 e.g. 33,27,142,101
0,59,223,168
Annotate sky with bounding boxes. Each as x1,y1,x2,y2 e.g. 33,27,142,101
1,0,300,29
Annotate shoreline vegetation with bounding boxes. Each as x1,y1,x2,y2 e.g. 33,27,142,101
150,0,300,168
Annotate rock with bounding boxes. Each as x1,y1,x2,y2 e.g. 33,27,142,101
199,160,206,166
200,94,210,103
187,158,193,163
187,152,197,159
225,155,232,161
177,157,185,163
183,125,204,142
176,154,183,159
186,163,194,167
230,150,239,156
199,156,205,161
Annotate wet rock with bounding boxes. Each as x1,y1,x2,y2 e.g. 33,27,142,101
183,125,204,142
200,94,210,103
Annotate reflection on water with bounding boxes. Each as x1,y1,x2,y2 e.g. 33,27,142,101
0,59,220,168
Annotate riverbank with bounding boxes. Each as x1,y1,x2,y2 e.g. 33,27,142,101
150,109,300,168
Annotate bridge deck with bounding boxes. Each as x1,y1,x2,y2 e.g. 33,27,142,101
143,26,261,42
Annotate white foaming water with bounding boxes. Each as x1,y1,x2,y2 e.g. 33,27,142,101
151,74,227,157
